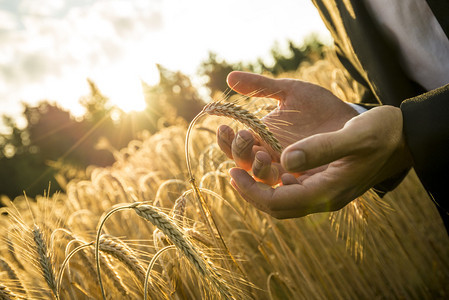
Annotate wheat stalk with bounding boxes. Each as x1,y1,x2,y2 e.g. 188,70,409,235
94,203,142,299
32,225,58,299
144,245,176,300
203,101,283,154
57,241,94,296
185,101,252,285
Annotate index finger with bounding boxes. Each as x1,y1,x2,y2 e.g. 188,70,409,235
227,71,288,100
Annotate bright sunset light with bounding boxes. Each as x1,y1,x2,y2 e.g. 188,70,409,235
0,0,329,125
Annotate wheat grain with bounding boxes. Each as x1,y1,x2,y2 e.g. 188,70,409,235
203,101,283,154
99,236,146,283
65,236,129,298
171,194,187,226
62,237,129,298
153,228,170,251
32,224,58,299
0,284,17,300
0,258,24,295
185,228,214,247
97,250,130,298
133,204,234,299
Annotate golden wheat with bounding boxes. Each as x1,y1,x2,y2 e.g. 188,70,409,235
203,101,283,154
99,236,146,283
0,258,23,295
0,283,17,300
32,225,58,299
133,204,235,299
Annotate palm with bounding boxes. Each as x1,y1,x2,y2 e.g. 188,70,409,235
263,83,357,153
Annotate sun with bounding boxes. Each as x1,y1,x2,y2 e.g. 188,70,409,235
96,60,160,113
107,78,147,113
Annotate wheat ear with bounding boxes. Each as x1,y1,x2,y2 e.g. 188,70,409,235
171,194,187,226
144,245,176,300
32,225,58,299
97,251,130,298
133,204,234,299
99,236,146,283
57,242,94,296
203,101,283,154
95,202,142,300
0,258,24,295
0,284,17,300
185,228,214,247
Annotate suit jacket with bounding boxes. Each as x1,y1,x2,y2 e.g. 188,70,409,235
311,0,449,228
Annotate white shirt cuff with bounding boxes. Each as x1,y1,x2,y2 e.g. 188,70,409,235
346,102,368,114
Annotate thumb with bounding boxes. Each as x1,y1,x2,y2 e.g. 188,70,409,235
280,126,362,172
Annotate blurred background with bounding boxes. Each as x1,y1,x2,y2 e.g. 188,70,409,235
0,0,330,200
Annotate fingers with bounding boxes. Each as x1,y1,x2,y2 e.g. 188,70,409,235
231,130,256,171
229,168,315,219
230,167,349,219
252,151,283,186
218,126,281,183
227,71,288,100
229,168,277,213
217,125,234,159
281,173,298,185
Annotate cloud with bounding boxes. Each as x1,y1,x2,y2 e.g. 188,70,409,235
0,10,19,30
0,0,163,117
18,0,65,16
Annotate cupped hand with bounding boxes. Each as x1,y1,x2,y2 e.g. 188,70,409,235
218,71,358,184
217,71,413,218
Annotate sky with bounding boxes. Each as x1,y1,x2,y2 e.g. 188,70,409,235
0,0,330,129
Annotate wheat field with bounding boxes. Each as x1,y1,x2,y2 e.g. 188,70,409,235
0,52,448,299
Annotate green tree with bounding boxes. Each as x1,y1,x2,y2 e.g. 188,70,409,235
0,110,62,201
261,35,325,75
197,34,326,96
198,52,240,97
143,64,204,130
79,79,113,123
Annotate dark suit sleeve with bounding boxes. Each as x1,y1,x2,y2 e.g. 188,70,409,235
400,84,449,208
334,45,379,105
333,44,410,196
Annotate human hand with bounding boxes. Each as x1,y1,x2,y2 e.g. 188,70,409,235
218,71,359,185
218,71,413,218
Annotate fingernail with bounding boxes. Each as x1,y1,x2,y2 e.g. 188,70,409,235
253,156,263,171
218,126,232,147
284,150,305,171
218,125,230,139
235,133,249,150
